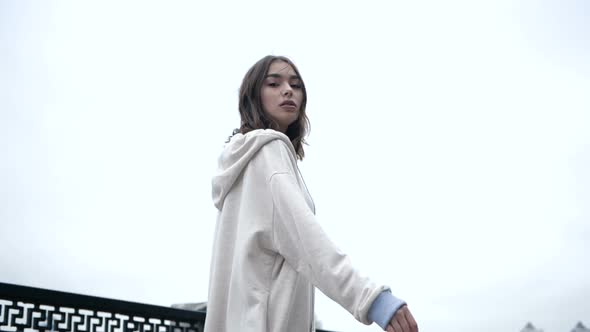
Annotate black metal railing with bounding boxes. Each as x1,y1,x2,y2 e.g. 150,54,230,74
0,282,334,332
0,282,205,332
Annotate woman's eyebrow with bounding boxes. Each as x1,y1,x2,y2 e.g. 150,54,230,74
264,73,301,80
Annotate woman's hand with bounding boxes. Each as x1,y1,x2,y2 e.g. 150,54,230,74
386,305,418,332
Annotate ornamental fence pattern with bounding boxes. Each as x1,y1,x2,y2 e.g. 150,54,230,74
0,283,204,332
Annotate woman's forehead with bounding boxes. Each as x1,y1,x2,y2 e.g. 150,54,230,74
268,61,295,75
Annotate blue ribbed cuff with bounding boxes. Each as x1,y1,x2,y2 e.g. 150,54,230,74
367,290,406,330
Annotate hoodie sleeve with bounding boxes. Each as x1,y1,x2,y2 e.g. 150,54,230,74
267,142,393,326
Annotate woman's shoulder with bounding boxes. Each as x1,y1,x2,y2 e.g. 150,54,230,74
242,128,289,141
227,129,293,154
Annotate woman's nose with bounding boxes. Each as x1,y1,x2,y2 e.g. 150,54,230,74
282,85,293,97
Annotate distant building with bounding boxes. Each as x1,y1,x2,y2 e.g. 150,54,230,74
572,321,590,332
521,322,544,332
519,321,590,332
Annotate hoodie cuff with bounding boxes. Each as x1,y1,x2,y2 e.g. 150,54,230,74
367,290,406,330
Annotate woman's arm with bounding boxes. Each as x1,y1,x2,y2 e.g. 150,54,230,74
263,141,411,328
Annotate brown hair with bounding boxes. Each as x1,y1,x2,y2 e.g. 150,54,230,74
235,55,310,160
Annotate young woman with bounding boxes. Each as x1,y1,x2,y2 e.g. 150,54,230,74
204,55,418,332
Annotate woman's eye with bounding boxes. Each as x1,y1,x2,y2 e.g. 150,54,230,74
268,82,280,87
291,84,302,89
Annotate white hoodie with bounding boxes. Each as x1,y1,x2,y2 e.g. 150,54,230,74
204,129,389,332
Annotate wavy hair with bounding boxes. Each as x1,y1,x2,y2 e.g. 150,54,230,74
234,55,310,160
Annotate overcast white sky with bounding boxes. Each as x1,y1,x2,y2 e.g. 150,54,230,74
1,1,589,332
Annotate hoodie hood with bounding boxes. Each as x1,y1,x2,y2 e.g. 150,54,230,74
212,129,296,210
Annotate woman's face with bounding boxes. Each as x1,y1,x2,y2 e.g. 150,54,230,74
260,61,304,133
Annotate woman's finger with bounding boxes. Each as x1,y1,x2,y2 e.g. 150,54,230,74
402,306,419,332
391,320,403,332
396,308,411,332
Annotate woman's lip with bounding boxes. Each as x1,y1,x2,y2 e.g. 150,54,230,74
280,104,297,110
